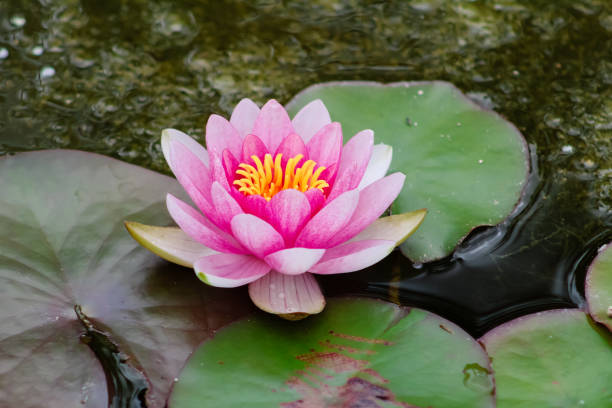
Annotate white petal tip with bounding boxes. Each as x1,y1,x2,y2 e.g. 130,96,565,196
248,271,325,320
348,208,427,247
161,128,182,146
125,221,214,268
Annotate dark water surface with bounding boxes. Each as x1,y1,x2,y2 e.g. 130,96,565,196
1,0,611,404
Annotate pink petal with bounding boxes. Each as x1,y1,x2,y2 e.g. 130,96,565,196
161,128,209,167
304,188,325,215
295,189,359,248
248,271,325,318
327,172,406,247
266,189,311,245
251,100,294,153
358,143,393,190
230,214,285,258
318,163,338,190
292,99,332,143
306,122,343,168
166,194,245,254
222,149,239,184
230,98,260,138
309,239,395,275
194,253,270,288
275,133,308,167
205,114,243,158
241,133,269,163
165,135,213,212
327,129,374,201
241,194,269,220
211,182,244,232
209,152,230,189
264,248,326,275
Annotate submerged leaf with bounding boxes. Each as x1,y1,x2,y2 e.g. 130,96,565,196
0,150,252,408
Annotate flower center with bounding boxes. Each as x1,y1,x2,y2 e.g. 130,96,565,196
233,153,328,201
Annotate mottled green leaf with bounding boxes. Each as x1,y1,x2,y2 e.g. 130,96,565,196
169,297,495,408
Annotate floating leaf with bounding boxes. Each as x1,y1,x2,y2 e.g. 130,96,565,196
586,243,612,331
0,150,252,407
169,297,495,408
287,81,529,262
480,309,612,407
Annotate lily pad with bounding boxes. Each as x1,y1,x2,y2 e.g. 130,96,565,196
286,81,529,263
586,243,612,331
0,150,252,407
169,297,495,408
480,309,612,408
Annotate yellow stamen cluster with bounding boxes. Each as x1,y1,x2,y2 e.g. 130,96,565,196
233,153,328,201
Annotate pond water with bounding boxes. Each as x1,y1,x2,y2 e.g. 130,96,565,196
1,0,610,388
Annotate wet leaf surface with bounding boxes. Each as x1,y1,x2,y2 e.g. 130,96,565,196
586,243,612,331
169,297,495,408
480,309,612,408
287,81,529,263
0,150,252,407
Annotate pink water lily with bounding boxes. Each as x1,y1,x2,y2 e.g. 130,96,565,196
126,99,425,319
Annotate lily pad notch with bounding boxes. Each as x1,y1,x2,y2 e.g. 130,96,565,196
287,81,530,263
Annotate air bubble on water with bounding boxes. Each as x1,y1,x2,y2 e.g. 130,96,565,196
31,46,44,56
545,116,562,128
478,159,484,164
40,66,56,79
417,89,424,95
169,23,184,33
10,15,26,27
582,159,596,169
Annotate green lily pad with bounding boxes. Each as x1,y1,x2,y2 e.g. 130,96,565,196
586,243,612,331
0,150,252,407
286,81,529,263
480,309,612,408
169,297,495,408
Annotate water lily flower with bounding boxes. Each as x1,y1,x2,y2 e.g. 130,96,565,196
126,99,425,319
